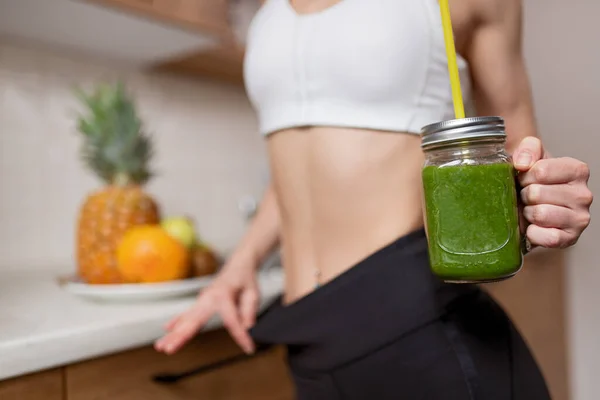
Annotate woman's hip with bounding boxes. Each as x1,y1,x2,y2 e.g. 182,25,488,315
250,229,478,369
249,229,550,399
284,295,550,400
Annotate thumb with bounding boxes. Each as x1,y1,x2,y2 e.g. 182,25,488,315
513,136,544,172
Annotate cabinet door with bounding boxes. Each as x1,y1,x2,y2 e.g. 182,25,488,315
485,249,569,400
66,329,294,400
0,369,63,400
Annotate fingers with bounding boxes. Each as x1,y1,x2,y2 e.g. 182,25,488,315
155,277,259,356
517,154,592,250
523,205,581,230
522,203,590,249
221,300,255,355
155,300,213,355
507,138,591,250
525,224,579,249
239,288,259,329
513,136,545,171
155,292,255,356
521,183,594,209
164,315,181,331
519,158,591,186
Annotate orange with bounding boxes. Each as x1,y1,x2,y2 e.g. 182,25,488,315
116,225,190,283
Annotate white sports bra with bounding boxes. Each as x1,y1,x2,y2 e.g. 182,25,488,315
244,0,472,136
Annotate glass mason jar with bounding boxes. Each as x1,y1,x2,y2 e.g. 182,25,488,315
420,116,523,283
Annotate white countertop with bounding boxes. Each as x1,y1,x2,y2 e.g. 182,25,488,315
0,267,284,381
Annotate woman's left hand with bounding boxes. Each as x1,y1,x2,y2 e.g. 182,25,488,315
514,137,593,249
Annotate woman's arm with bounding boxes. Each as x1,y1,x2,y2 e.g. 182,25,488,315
155,183,281,355
464,0,592,249
227,183,281,272
464,0,536,153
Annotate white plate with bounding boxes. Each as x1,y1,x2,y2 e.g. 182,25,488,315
58,275,215,302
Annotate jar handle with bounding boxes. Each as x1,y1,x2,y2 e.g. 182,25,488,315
521,235,532,255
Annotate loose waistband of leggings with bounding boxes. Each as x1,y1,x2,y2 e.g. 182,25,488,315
249,228,479,371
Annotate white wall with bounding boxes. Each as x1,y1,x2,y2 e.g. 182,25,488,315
523,1,600,399
0,40,267,271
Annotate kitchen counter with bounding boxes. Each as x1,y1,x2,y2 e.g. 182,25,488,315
0,267,284,381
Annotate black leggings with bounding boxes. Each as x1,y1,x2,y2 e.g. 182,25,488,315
250,229,551,400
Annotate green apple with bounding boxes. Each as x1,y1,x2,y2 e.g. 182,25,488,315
161,216,197,249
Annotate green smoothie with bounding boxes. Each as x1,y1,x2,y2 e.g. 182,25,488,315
422,163,522,282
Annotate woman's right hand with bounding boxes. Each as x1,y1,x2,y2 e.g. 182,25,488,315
154,260,259,355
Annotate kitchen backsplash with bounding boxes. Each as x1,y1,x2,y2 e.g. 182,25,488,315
0,40,267,270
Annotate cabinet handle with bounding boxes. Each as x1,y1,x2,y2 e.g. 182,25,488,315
152,344,273,384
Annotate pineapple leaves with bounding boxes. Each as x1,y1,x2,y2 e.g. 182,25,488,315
74,81,154,186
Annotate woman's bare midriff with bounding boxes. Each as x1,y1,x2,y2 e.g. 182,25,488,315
267,126,426,304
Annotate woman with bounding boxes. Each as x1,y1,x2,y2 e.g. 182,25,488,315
156,0,593,398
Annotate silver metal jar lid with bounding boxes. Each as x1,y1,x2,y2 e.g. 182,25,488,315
420,116,506,149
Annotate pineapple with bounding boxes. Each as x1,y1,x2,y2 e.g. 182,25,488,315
75,82,160,284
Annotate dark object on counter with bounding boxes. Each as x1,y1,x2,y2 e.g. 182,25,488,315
151,344,273,384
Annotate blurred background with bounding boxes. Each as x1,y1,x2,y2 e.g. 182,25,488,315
0,0,597,399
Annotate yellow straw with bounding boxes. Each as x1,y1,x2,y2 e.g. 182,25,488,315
439,0,465,119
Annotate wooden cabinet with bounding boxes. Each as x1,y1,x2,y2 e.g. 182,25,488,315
83,0,232,38
0,369,63,400
0,330,293,400
66,329,294,400
154,45,246,86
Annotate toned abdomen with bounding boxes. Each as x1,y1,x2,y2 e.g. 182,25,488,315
267,126,425,302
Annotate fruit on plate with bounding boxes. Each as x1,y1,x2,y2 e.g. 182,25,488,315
191,242,220,277
161,216,197,249
116,225,190,283
75,82,160,284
